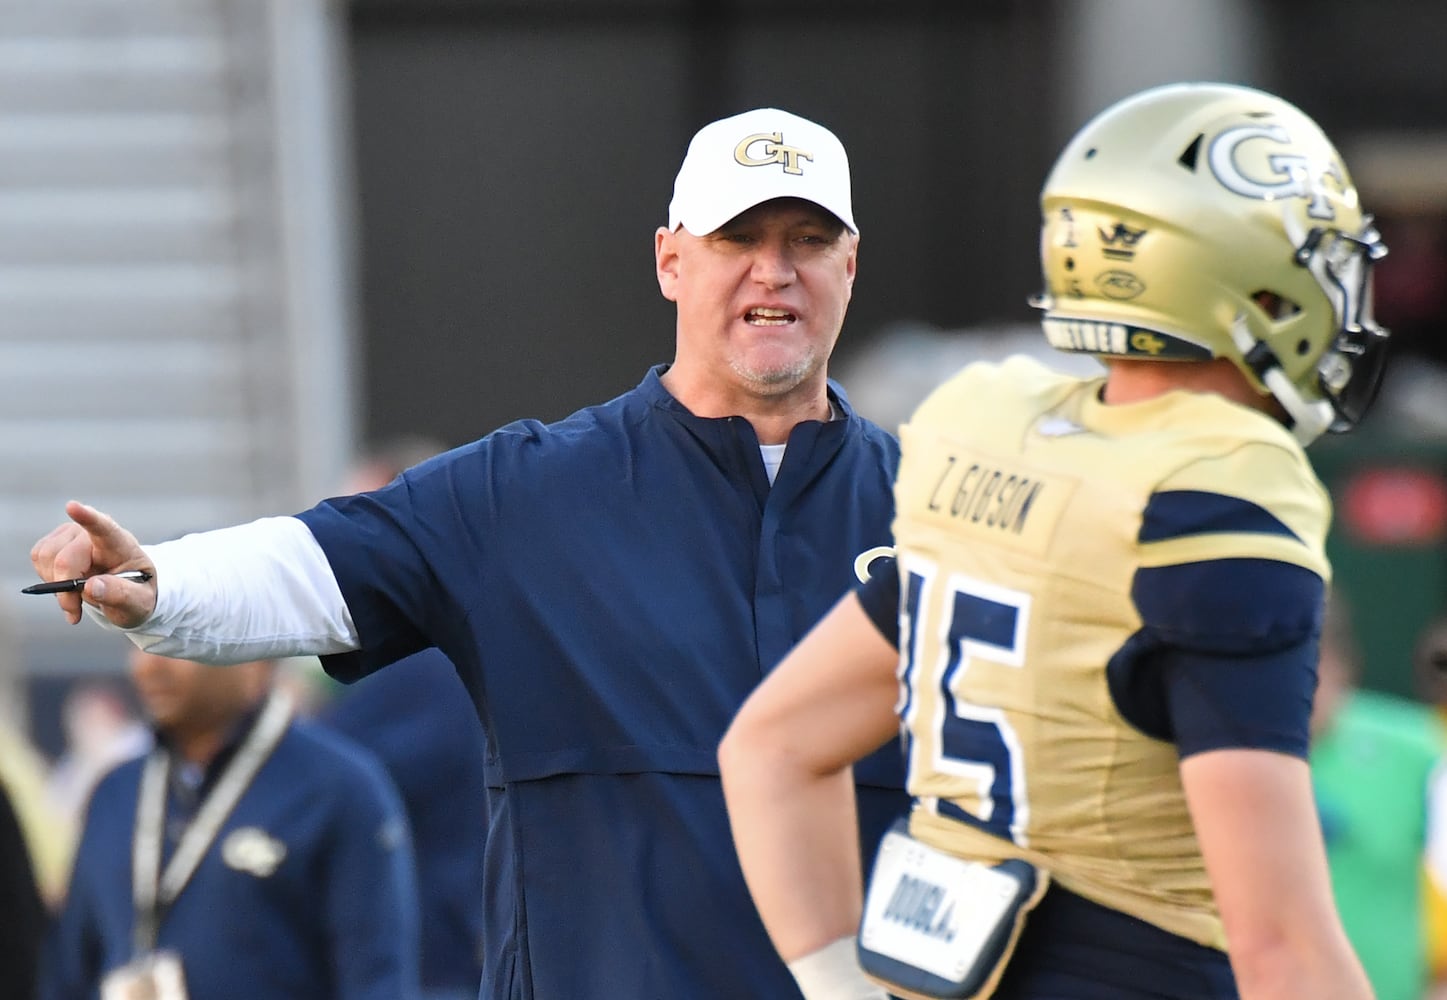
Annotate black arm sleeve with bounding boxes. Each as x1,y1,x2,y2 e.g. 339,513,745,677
1160,640,1318,758
1107,558,1324,759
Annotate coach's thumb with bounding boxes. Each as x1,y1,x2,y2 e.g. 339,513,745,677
84,573,156,630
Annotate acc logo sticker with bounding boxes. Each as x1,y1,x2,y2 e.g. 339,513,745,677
222,827,287,878
1095,270,1145,300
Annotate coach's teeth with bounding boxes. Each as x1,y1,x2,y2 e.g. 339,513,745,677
747,308,795,326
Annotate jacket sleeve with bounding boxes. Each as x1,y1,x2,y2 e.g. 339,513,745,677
324,752,421,1000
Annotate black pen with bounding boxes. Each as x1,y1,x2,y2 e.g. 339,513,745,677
21,570,153,595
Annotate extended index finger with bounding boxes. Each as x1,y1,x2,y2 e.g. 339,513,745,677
66,499,120,538
62,500,145,571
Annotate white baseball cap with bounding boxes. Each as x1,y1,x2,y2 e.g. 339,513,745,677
667,108,857,236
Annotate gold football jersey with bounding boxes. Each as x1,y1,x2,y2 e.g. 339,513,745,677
891,355,1330,950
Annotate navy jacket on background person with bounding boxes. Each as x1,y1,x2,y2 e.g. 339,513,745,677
299,367,910,999
323,647,487,999
40,717,420,1000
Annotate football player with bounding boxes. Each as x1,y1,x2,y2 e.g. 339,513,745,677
721,81,1387,1000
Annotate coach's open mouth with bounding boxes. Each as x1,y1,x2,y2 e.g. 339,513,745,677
746,307,796,326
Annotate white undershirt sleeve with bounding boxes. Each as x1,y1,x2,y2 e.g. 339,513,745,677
89,515,360,664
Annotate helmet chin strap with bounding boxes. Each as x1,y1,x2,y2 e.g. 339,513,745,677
1229,315,1333,445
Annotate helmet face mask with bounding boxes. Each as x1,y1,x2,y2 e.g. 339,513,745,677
1291,220,1390,432
1033,82,1390,443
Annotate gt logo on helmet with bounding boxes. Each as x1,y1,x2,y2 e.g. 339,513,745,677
1129,331,1167,355
1207,124,1344,221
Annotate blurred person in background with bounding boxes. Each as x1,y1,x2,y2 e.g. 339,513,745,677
40,646,421,1000
321,434,488,1000
44,677,151,832
1414,613,1447,727
0,719,74,909
0,777,45,1000
1414,611,1447,995
1312,590,1447,1000
27,106,909,1000
0,605,76,908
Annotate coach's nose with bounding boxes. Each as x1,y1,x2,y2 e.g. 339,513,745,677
750,238,797,289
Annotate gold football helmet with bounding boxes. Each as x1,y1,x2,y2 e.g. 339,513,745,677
1032,82,1389,443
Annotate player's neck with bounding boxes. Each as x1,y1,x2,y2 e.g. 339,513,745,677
1103,357,1266,412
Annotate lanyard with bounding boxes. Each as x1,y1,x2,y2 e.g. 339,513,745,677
131,690,293,955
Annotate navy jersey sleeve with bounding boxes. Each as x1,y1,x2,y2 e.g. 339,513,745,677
1108,557,1323,759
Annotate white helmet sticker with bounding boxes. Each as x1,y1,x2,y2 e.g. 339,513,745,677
1208,123,1343,221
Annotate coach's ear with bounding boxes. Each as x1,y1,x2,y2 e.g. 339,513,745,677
655,226,681,302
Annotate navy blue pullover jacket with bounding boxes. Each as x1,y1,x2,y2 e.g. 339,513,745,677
299,366,909,999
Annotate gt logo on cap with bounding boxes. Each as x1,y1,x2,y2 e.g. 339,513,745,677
733,132,813,175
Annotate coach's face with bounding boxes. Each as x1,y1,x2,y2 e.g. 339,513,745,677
655,197,857,402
